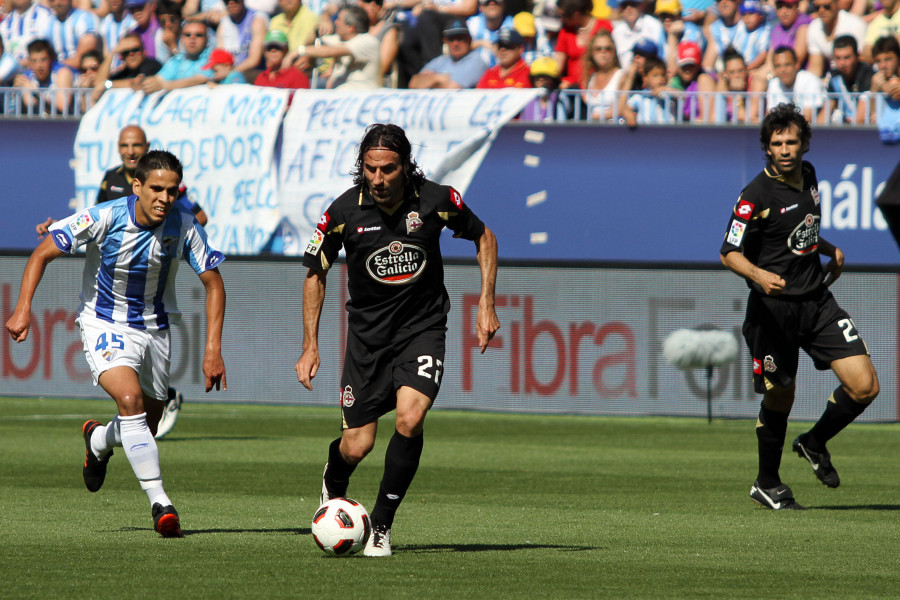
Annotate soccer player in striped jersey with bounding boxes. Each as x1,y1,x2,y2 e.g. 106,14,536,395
6,150,227,537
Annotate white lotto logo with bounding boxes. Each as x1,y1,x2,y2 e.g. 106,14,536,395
726,220,745,246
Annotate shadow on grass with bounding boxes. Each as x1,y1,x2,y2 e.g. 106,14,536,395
158,436,279,442
119,527,311,536
808,505,900,511
400,543,602,553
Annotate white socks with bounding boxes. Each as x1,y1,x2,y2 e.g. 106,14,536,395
119,413,172,508
90,415,121,458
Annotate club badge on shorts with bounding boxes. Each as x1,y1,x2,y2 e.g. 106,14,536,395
341,385,355,407
764,355,777,372
406,211,423,235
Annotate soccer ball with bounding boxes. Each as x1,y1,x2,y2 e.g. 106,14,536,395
311,498,371,556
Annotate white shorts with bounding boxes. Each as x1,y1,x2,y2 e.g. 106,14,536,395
77,316,171,402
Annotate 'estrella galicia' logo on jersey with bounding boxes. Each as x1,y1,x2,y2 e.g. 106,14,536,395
342,385,355,407
365,242,427,284
406,211,423,234
788,214,820,255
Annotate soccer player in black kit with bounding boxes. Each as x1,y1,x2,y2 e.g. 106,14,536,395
295,123,499,555
720,104,879,510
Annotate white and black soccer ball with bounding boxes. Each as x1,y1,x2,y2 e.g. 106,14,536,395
311,498,371,556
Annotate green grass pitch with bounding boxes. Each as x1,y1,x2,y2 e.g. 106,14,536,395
1,397,899,599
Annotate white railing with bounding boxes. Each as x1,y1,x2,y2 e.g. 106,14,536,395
0,86,885,127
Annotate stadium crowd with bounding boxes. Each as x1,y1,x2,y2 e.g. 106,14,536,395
0,0,898,125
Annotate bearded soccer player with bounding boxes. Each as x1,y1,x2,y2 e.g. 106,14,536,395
295,123,499,556
7,151,227,537
719,103,879,510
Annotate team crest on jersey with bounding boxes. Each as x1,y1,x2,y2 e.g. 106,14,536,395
450,188,463,209
316,212,330,233
788,214,820,255
763,355,777,373
102,349,117,362
306,229,324,255
341,385,355,407
406,211,423,234
162,235,179,255
810,187,820,206
69,211,94,235
726,219,746,246
734,199,755,219
366,241,427,284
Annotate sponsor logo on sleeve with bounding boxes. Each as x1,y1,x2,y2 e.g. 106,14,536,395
306,229,324,255
735,199,755,219
753,358,762,375
53,231,72,253
450,188,463,209
317,212,330,232
726,220,746,246
68,211,94,236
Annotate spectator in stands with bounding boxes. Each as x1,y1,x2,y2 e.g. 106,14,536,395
554,0,613,88
768,0,810,71
467,0,513,67
611,0,665,70
806,0,867,78
582,29,623,120
14,38,73,114
154,0,183,63
203,46,247,82
141,19,213,91
217,0,268,79
679,0,713,28
357,0,400,86
713,47,763,122
514,11,552,65
656,0,704,73
47,0,101,70
408,19,487,88
668,40,715,121
0,33,22,86
73,47,100,111
93,32,162,99
617,37,657,94
825,34,873,123
731,0,770,73
766,45,825,122
98,0,137,66
292,6,381,89
521,55,572,120
869,35,900,100
0,0,55,68
253,28,310,88
863,0,900,63
127,0,160,60
702,0,740,72
621,55,673,125
183,0,227,28
476,26,530,87
395,0,479,87
270,0,317,63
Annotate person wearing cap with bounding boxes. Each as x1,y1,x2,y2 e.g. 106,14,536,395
611,0,665,70
766,45,825,123
731,0,770,73
806,0,866,79
553,0,613,88
467,0,513,67
45,0,101,71
476,27,531,87
203,47,247,82
290,6,381,89
667,40,715,121
655,0,704,72
126,0,161,60
253,28,310,88
513,10,552,65
521,55,573,120
408,19,487,88
702,0,740,72
582,29,622,119
216,0,268,78
141,19,214,92
394,0,479,87
617,37,657,96
768,0,810,72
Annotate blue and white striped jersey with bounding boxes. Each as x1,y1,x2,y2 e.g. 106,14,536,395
46,7,100,62
731,22,770,65
0,3,55,64
98,12,137,71
48,195,225,331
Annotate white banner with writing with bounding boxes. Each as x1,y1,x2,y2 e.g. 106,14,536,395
277,89,539,255
73,87,288,255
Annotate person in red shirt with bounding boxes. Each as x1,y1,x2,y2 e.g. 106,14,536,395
476,28,532,88
553,0,613,89
254,30,310,90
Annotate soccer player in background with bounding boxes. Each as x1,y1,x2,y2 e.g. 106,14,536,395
6,151,227,537
35,124,207,439
719,103,879,510
295,123,499,556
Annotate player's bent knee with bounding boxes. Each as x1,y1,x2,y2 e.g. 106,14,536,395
847,376,879,405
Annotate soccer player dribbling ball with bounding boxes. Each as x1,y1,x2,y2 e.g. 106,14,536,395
6,151,227,537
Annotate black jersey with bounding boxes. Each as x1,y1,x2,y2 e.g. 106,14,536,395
96,166,133,204
302,179,486,345
720,161,824,297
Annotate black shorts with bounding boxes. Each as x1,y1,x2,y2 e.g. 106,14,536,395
338,324,446,429
742,288,870,393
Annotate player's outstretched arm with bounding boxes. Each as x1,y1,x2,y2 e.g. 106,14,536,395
296,269,327,391
720,250,786,295
474,226,500,354
199,267,227,392
6,237,64,343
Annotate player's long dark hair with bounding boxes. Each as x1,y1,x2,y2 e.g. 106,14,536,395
352,124,426,195
135,150,184,184
760,103,812,162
